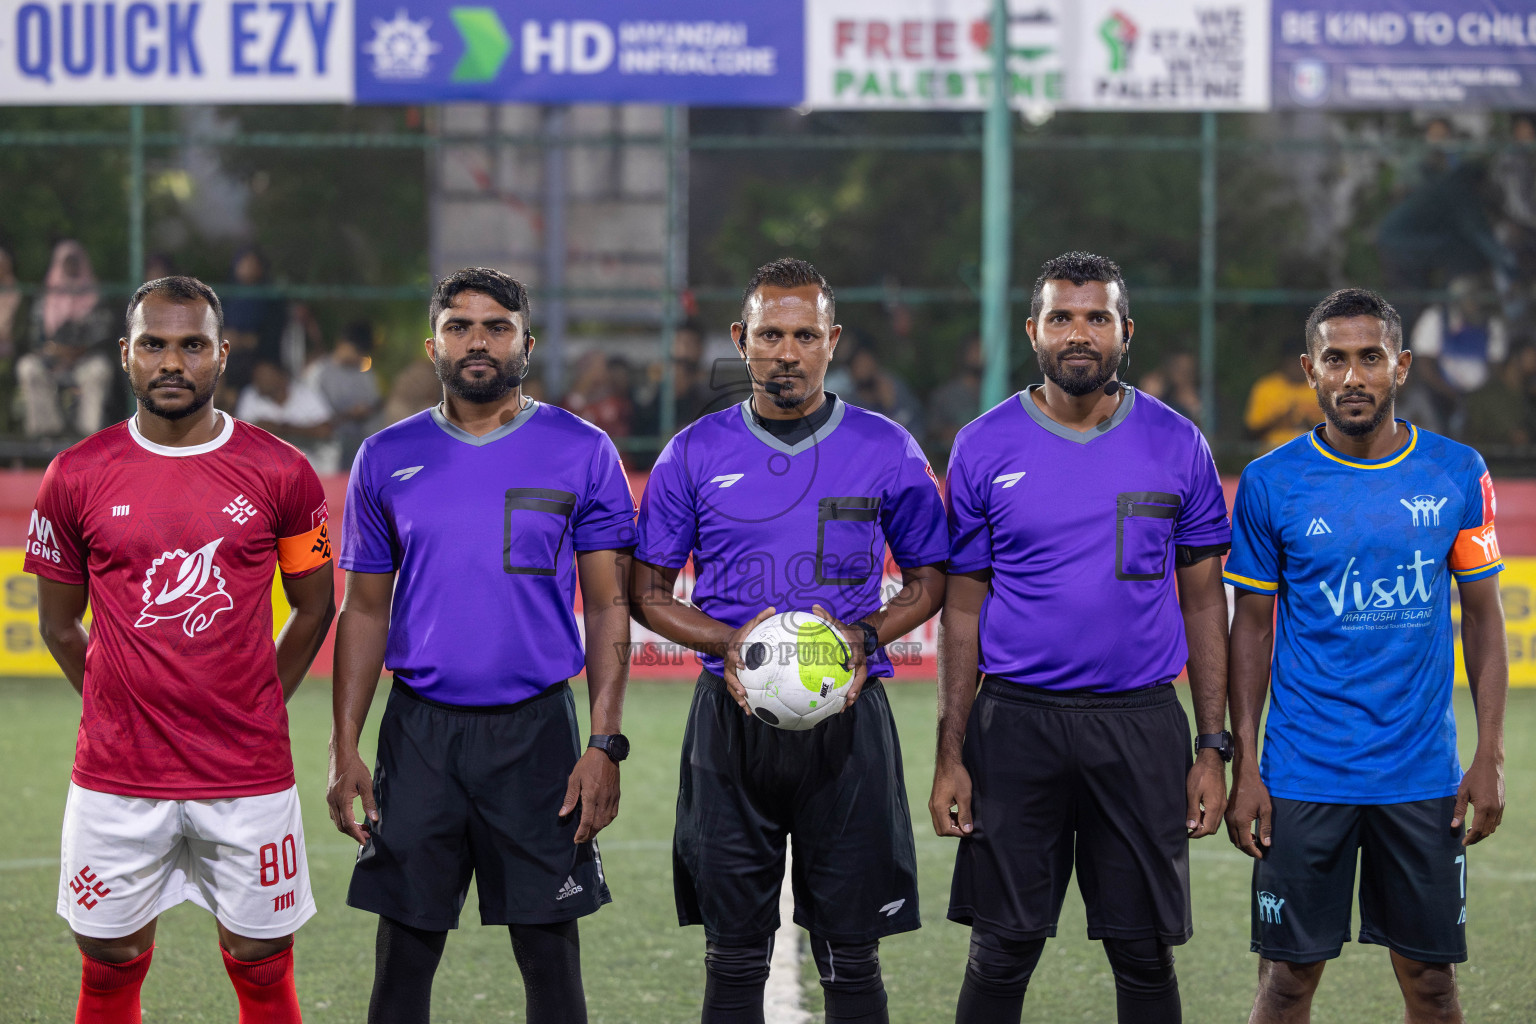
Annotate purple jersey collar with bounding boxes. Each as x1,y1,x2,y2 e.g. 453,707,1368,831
1019,384,1137,444
430,400,540,447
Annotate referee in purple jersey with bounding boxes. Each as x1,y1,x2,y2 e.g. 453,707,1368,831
326,269,637,1024
631,259,949,1024
931,253,1233,1024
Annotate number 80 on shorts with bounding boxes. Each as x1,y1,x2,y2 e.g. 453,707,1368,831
259,834,299,887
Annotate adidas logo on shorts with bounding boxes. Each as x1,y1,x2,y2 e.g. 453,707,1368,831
555,876,584,901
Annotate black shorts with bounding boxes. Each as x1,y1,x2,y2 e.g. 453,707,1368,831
672,670,920,945
948,679,1194,945
1252,796,1467,964
347,679,611,930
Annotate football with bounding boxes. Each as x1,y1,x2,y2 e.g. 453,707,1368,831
737,611,855,730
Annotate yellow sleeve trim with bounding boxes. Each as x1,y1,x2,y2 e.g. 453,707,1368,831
278,521,332,576
1223,570,1279,592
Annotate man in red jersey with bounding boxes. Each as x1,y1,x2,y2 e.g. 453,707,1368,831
26,276,336,1024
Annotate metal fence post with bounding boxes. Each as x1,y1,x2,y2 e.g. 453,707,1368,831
1199,111,1217,437
979,0,1013,414
659,105,686,441
128,105,145,285
542,105,569,399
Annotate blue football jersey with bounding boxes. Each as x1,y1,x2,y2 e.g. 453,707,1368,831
1224,422,1503,804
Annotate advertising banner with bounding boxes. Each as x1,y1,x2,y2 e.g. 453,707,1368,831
1273,1,1536,108
804,0,1062,111
1062,0,1271,110
352,0,802,106
0,0,354,104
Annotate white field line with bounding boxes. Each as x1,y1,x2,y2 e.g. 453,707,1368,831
765,848,810,1024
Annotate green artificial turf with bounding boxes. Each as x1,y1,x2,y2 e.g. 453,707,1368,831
2,679,1532,1022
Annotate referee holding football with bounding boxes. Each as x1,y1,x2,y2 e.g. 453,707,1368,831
327,268,636,1024
932,252,1232,1024
630,258,948,1024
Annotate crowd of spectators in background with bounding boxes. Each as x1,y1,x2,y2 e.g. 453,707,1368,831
1,111,1533,471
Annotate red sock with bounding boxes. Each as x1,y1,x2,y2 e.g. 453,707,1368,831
77,946,153,1024
221,944,302,1023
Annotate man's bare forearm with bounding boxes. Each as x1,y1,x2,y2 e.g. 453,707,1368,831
1177,559,1230,736
1459,577,1509,763
275,568,336,701
1228,592,1277,768
864,564,945,643
629,560,735,657
330,573,394,756
936,572,988,767
936,621,979,766
580,549,632,736
40,622,88,695
37,578,89,695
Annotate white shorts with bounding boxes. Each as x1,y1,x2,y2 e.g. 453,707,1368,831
57,783,317,940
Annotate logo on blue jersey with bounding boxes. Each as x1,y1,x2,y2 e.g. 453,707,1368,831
992,471,1026,489
1318,551,1435,627
710,473,745,488
1305,518,1331,536
1400,495,1448,527
392,466,425,481
1257,891,1286,925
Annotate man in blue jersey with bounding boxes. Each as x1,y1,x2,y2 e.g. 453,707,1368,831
630,258,948,1024
1224,288,1508,1024
933,252,1232,1024
326,268,636,1024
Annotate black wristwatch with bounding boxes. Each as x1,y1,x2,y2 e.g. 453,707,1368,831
853,620,880,660
588,734,630,764
1195,731,1233,763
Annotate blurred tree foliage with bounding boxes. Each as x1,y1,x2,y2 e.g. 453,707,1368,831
688,108,1450,460
0,106,144,288
0,105,430,380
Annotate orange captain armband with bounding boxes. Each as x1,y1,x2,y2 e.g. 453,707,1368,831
277,521,332,576
1449,523,1502,577
1449,471,1503,578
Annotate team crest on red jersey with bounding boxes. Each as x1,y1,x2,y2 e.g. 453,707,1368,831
135,538,235,637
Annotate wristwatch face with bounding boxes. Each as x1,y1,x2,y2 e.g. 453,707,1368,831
1197,732,1233,761
595,733,629,762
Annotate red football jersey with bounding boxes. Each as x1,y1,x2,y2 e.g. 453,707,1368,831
25,414,331,799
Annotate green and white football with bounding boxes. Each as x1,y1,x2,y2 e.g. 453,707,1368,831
738,611,855,731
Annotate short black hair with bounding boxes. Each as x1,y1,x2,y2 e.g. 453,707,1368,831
126,276,224,339
1029,251,1130,326
1304,288,1403,354
739,258,835,324
430,267,532,335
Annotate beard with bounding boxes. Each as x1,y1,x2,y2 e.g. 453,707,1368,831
760,364,810,409
131,370,217,421
435,348,528,404
1321,382,1395,437
1038,343,1123,397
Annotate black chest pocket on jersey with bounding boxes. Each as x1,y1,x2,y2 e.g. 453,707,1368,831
817,496,882,586
1115,491,1181,581
504,488,577,576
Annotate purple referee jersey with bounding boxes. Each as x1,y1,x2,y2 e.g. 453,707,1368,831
340,402,637,705
946,386,1231,693
635,396,949,677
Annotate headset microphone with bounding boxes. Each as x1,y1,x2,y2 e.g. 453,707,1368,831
1103,339,1130,397
745,361,787,396
737,328,787,396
